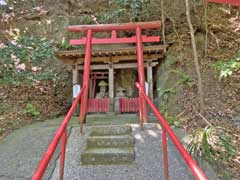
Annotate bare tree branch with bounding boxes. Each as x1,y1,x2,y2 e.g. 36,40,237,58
185,0,204,113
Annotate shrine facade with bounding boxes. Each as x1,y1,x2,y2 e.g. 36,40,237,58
56,21,167,116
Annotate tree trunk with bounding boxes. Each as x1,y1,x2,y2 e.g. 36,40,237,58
185,0,204,113
161,0,166,45
204,1,208,60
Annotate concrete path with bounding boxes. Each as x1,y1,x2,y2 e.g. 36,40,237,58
0,116,218,180
50,124,194,180
50,124,218,180
0,118,66,180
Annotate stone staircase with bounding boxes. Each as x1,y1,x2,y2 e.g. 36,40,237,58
81,125,135,165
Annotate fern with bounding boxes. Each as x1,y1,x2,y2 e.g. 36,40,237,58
183,126,238,164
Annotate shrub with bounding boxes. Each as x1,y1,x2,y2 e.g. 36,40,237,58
214,54,240,80
23,103,40,117
0,35,54,85
183,126,238,164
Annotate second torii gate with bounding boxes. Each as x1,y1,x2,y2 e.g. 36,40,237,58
207,0,240,6
68,21,161,132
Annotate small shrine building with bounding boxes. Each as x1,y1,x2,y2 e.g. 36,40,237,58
56,21,167,115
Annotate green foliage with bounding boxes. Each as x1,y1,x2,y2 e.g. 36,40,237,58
222,171,232,180
171,70,194,87
183,126,238,164
58,39,73,50
157,87,179,125
214,54,240,80
99,9,126,23
158,87,176,97
157,87,178,125
23,103,40,116
15,36,53,65
99,0,151,23
173,120,181,128
159,105,178,125
0,127,5,135
0,35,54,85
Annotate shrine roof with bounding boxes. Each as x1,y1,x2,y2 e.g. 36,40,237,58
55,45,167,65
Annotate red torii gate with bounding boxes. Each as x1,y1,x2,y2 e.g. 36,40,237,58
207,0,240,6
68,21,161,132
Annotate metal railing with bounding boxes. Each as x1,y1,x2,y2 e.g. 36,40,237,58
136,82,208,180
32,87,85,180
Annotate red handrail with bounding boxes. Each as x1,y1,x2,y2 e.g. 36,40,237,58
136,82,208,180
32,86,85,180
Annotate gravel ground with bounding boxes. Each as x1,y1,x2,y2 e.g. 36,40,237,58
50,124,196,180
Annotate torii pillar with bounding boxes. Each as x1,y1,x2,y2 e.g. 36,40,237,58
136,26,148,122
80,29,92,133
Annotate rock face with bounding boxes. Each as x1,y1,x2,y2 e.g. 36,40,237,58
232,115,240,128
155,53,182,114
81,125,135,165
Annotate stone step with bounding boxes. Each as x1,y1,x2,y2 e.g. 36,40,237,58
81,147,135,165
87,135,135,148
90,125,132,136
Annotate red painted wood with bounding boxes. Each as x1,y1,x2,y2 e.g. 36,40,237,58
59,129,67,180
80,29,92,133
162,129,169,180
138,96,143,128
87,98,110,113
136,27,148,122
68,21,161,32
208,0,240,6
111,30,117,39
70,36,160,45
32,87,85,180
119,98,139,113
136,82,207,180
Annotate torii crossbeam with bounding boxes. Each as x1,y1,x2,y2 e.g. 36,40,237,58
207,0,240,6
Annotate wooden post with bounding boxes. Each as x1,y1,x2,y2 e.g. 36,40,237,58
147,62,153,100
89,76,94,98
72,66,79,87
72,66,79,115
109,63,114,112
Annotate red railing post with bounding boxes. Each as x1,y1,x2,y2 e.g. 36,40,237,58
136,26,148,123
162,128,169,180
80,29,92,133
32,87,85,180
59,129,67,180
135,82,208,180
138,97,143,128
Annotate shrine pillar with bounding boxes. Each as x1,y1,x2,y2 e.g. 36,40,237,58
147,62,153,100
72,65,80,114
109,63,114,112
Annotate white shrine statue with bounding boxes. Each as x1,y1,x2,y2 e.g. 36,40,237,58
95,80,109,99
116,87,127,97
